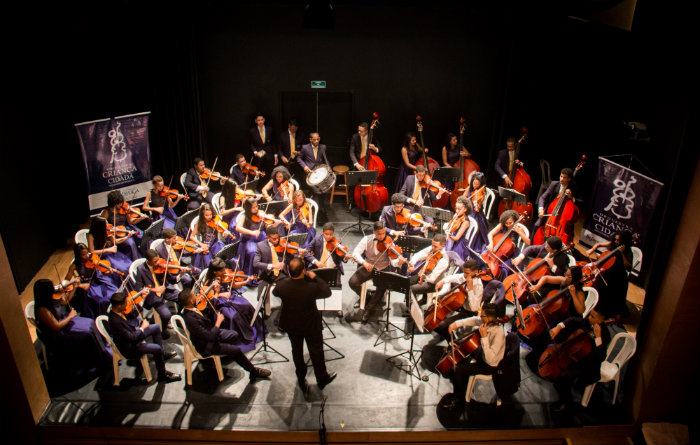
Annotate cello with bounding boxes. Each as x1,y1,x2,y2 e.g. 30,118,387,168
480,214,525,278
533,155,586,245
450,117,480,210
502,243,575,304
353,113,389,213
497,128,533,225
416,115,448,209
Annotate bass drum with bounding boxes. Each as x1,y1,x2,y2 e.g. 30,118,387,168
306,164,336,194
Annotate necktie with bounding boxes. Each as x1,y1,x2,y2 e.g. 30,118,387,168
412,179,421,201
259,127,265,144
360,136,367,159
290,133,296,158
151,267,162,296
508,151,514,175
199,175,207,198
313,146,318,161
270,243,280,277
320,245,330,266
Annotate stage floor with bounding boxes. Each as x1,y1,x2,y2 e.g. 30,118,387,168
32,202,635,432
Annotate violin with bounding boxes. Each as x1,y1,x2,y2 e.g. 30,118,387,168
375,235,406,261
451,117,480,210
279,180,293,201
171,236,203,254
497,128,533,225
196,281,219,311
444,213,466,235
159,186,189,201
200,168,230,182
415,250,443,284
118,202,150,220
207,215,233,237
325,237,351,258
222,269,258,283
353,112,389,213
297,203,312,226
53,278,80,299
123,287,152,314
416,115,449,209
153,257,191,275
503,243,575,304
85,253,125,275
235,189,263,201
394,208,411,225
241,162,265,177
106,222,136,239
275,238,306,256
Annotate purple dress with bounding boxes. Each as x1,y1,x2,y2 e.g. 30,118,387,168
393,148,422,193
284,206,316,248
445,217,470,261
76,262,120,318
192,225,225,270
208,281,264,352
106,209,142,261
236,214,266,277
149,192,177,229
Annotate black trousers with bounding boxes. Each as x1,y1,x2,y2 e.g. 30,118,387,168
216,329,255,373
288,330,329,384
348,266,388,310
451,359,497,402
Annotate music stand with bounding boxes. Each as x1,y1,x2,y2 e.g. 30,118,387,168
433,167,461,183
140,218,165,256
284,233,308,247
421,206,453,234
387,291,429,381
174,208,199,233
258,200,287,217
342,170,378,235
250,281,289,365
306,267,344,362
497,186,527,205
371,269,410,347
241,178,259,191
396,235,433,254
215,241,239,263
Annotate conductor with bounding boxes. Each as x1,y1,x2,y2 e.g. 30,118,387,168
273,257,338,392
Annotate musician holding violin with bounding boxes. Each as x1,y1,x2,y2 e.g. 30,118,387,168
443,196,472,258
33,279,112,376
399,165,444,211
218,180,243,234
397,234,449,305
380,193,425,238
261,166,294,203
305,222,345,284
100,190,144,260
107,292,181,383
154,228,200,288
279,190,315,248
440,303,506,410
184,158,215,209
231,154,259,186
463,172,489,251
235,197,271,280
201,258,263,352
66,242,119,318
87,216,133,279
142,175,184,229
189,203,229,269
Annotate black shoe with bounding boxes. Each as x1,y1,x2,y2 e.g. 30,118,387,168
298,379,309,393
318,372,337,389
164,351,177,361
440,393,464,409
353,299,361,309
250,367,272,382
550,401,568,413
158,371,182,383
360,310,370,324
161,330,171,340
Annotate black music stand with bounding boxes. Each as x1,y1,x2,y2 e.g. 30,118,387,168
433,167,461,183
497,186,527,205
396,235,433,254
306,267,344,363
241,178,260,191
421,206,453,234
371,269,410,347
250,281,289,365
284,233,308,246
215,241,240,263
258,200,287,217
174,208,200,233
140,218,165,256
342,170,379,235
387,291,429,381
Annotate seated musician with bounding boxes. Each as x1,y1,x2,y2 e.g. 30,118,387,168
485,209,531,280
154,228,200,289
304,222,344,284
218,180,242,234
179,289,272,382
100,190,144,260
33,279,111,376
528,265,587,319
397,234,449,305
297,132,330,223
184,157,214,210
107,292,181,383
235,197,268,281
512,236,570,280
87,216,133,280
533,167,580,244
380,193,425,238
253,225,294,319
440,303,506,410
200,257,262,352
463,172,489,251
261,166,294,203
584,229,634,319
279,190,315,248
345,221,402,324
134,249,183,338
399,164,444,212
66,242,118,318
231,153,263,186
443,196,473,258
545,306,611,412
142,175,183,229
190,203,232,269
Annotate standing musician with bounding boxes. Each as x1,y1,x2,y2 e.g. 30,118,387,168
463,172,489,251
440,303,506,410
249,113,277,178
394,132,425,194
512,236,570,280
380,193,425,238
273,257,337,392
349,121,381,172
297,132,330,223
101,190,144,261
443,196,473,259
261,166,294,203
397,234,449,305
179,289,272,382
143,175,184,229
533,168,580,242
442,132,471,168
184,158,213,210
133,249,182,338
278,119,305,181
399,165,444,211
279,190,315,248
485,209,531,280
494,136,521,188
108,292,181,383
345,221,402,324
304,222,345,284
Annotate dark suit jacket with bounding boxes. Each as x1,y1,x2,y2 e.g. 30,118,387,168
253,239,291,280
184,167,204,201
494,149,514,180
134,262,179,305
349,132,381,167
297,143,327,171
108,311,147,358
538,180,581,211
379,205,422,237
306,233,344,276
230,165,246,185
182,308,222,356
555,317,611,385
249,125,275,160
520,244,570,277
399,175,438,208
278,130,305,160
272,275,331,336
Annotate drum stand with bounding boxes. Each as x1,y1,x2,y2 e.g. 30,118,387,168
250,281,289,365
342,170,378,235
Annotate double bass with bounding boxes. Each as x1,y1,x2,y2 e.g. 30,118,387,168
416,115,448,209
353,113,389,213
451,117,480,210
497,128,533,225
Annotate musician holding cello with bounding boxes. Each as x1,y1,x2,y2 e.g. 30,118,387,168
494,137,521,189
512,236,570,281
349,121,381,171
484,209,531,280
533,167,580,245
393,132,425,193
440,303,506,410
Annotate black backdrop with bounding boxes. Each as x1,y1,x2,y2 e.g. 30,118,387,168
0,1,695,299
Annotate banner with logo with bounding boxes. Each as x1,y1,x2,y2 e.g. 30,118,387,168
75,112,152,210
580,155,663,250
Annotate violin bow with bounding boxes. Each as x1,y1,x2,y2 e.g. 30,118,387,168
123,280,145,322
203,156,219,195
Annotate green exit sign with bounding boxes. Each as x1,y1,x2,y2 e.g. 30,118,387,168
311,80,326,89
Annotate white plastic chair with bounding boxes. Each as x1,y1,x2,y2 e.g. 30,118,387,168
150,238,165,251
306,198,318,227
515,223,530,252
212,192,222,216
74,229,89,247
95,315,152,386
582,286,599,318
290,178,300,194
128,258,147,285
170,314,224,386
190,216,200,234
465,374,501,406
464,215,478,248
180,172,188,191
581,332,636,407
630,246,642,277
483,188,496,220
25,301,49,370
